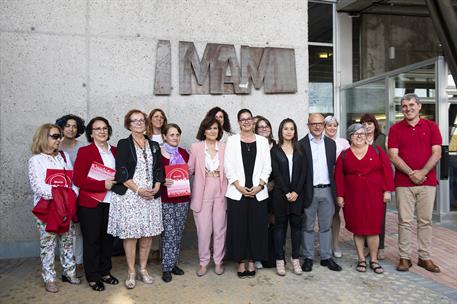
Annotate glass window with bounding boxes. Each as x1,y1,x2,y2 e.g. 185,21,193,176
392,64,436,122
344,80,387,133
309,45,333,113
308,2,333,43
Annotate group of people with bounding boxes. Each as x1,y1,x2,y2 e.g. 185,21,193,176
28,93,442,293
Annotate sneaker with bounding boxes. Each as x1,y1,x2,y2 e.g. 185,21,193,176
255,261,263,269
333,251,343,258
45,281,58,293
291,258,303,275
276,260,286,276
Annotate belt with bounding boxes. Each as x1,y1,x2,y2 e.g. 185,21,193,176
313,184,331,188
206,170,220,177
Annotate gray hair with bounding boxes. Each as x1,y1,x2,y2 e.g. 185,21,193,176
324,115,339,126
346,123,366,140
400,93,421,105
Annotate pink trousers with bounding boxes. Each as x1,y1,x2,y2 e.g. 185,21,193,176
193,177,227,266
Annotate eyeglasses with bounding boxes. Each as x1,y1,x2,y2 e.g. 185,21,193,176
257,125,270,130
352,132,366,137
93,127,109,132
130,119,145,125
309,122,324,127
48,134,62,140
239,118,252,123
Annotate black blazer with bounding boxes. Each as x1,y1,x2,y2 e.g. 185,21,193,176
111,135,164,197
270,145,306,216
298,134,336,208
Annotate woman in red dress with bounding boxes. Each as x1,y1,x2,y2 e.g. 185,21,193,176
334,123,394,274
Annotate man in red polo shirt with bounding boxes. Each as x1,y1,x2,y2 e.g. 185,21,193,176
388,93,442,273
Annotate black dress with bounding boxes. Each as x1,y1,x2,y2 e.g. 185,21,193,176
226,141,269,262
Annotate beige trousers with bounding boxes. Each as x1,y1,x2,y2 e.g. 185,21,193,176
396,186,436,260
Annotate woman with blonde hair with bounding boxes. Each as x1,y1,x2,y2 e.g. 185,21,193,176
29,123,80,293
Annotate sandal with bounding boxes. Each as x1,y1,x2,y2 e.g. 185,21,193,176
88,280,105,291
125,273,136,289
356,260,367,272
101,274,119,285
370,261,384,274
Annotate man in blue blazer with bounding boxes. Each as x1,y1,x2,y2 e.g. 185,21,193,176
298,113,342,272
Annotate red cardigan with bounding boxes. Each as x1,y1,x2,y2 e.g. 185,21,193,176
73,143,117,208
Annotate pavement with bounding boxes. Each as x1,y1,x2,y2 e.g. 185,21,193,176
0,211,456,304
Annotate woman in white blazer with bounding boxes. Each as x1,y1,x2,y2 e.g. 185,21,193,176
224,109,272,278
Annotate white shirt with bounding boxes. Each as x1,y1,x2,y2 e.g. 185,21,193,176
334,137,350,158
204,141,220,172
96,144,115,203
286,153,293,182
309,134,330,185
151,134,163,146
28,152,78,206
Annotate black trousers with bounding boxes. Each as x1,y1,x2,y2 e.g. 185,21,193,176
78,203,113,282
273,214,302,260
226,197,268,262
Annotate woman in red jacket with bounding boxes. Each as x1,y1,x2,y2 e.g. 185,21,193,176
73,117,118,291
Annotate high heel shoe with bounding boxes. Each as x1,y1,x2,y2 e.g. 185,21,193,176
125,273,136,289
137,269,154,284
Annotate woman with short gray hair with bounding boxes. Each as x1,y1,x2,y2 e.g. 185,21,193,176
324,115,350,259
334,123,394,274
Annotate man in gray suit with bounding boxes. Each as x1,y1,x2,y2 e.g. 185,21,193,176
299,113,342,272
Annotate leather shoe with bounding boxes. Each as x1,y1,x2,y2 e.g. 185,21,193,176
301,258,313,272
320,258,342,271
396,258,412,272
162,271,172,283
171,266,184,275
417,258,440,273
237,270,249,279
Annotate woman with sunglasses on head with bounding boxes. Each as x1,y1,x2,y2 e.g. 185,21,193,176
159,123,190,283
146,108,168,146
188,117,227,277
28,124,80,293
205,106,233,143
108,109,164,289
73,117,118,291
55,114,86,273
334,123,394,274
323,115,350,259
270,118,306,276
224,109,272,278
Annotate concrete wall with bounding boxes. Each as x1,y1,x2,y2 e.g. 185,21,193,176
0,0,309,258
360,14,441,79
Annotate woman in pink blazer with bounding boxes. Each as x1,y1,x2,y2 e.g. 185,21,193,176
188,116,228,277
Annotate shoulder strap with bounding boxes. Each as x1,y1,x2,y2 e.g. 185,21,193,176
341,148,347,160
59,150,67,163
372,144,380,156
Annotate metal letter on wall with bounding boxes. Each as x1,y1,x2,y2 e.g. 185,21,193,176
240,46,297,94
179,41,211,94
263,47,297,93
179,41,297,95
154,40,171,95
208,44,241,94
